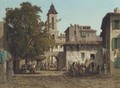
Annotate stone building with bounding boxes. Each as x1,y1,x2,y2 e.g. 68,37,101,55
64,24,102,70
42,4,66,70
101,8,120,75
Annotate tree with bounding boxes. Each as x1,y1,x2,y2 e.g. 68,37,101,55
5,2,55,66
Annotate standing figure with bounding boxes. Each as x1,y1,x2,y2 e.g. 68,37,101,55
71,62,77,76
0,49,8,82
96,65,101,76
104,64,107,75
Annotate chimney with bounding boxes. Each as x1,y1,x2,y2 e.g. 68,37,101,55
114,7,120,13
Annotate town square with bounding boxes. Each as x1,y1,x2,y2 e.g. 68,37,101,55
0,0,120,88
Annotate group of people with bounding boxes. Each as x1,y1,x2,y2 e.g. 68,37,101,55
0,48,13,82
40,62,57,70
69,62,108,77
40,62,50,70
20,63,36,73
69,62,87,76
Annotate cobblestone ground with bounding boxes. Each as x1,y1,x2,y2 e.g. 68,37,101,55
0,71,120,88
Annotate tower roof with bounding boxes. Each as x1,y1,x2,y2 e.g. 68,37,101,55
47,4,58,15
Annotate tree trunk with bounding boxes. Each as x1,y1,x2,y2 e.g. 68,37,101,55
36,60,41,71
13,56,20,74
7,60,13,80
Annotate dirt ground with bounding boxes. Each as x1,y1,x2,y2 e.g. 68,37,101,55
0,71,120,88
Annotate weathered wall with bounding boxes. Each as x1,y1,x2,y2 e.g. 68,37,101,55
65,45,103,70
65,25,101,42
57,52,66,70
48,14,58,41
110,16,120,76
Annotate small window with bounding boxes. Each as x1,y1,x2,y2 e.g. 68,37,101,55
81,32,86,37
112,38,120,51
87,27,90,29
90,54,95,60
112,20,120,29
52,34,55,40
52,17,54,29
83,27,86,29
81,53,85,59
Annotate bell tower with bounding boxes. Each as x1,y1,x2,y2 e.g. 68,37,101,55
47,4,58,41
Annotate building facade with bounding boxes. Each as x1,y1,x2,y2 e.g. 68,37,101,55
101,8,120,75
64,24,103,70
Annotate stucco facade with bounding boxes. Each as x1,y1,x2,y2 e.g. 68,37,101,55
64,25,103,70
65,25,102,42
101,8,120,76
65,44,102,69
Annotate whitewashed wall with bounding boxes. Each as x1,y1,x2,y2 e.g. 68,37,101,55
65,45,103,70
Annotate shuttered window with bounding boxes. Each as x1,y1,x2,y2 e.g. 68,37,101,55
112,20,120,29
81,53,85,59
81,32,86,37
112,38,120,51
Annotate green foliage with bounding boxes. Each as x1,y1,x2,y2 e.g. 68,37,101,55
5,2,55,59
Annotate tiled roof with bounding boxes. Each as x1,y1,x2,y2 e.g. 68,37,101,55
80,29,96,32
64,41,102,45
47,4,58,15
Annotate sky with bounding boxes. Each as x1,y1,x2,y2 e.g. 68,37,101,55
0,0,120,35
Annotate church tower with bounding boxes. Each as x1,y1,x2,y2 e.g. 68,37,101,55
47,4,58,41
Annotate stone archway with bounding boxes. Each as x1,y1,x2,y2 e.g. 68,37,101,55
48,55,58,70
39,52,64,71
39,52,59,71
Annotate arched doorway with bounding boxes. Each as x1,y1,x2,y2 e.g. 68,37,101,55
42,56,58,71
49,55,58,70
